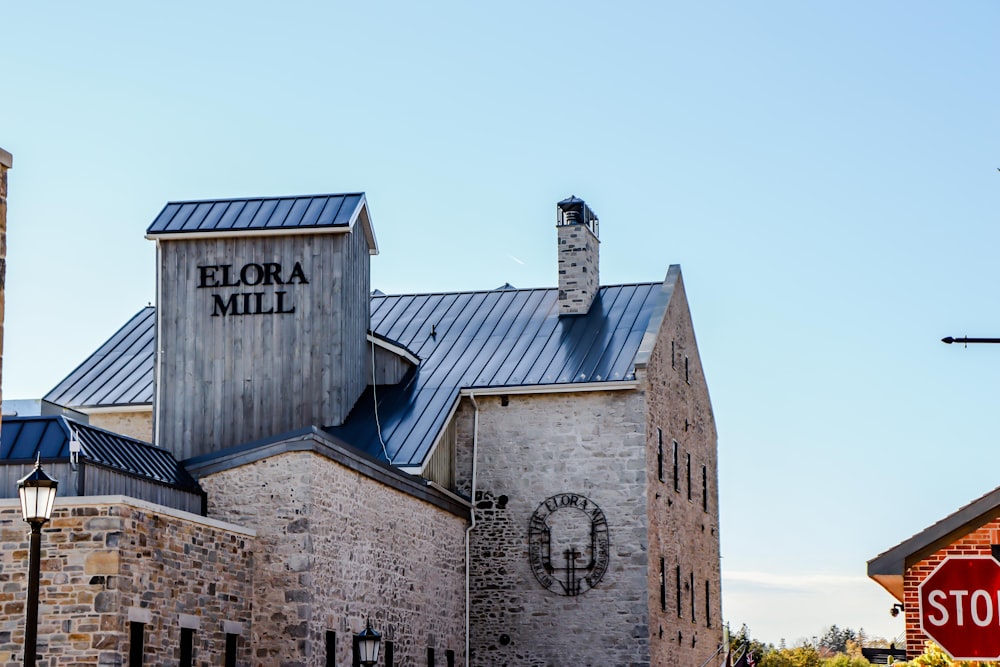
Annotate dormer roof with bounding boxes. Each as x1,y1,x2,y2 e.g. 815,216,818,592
145,192,378,253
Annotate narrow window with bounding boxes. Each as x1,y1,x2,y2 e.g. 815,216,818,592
685,356,690,383
702,465,708,512
446,649,456,667
226,633,239,667
325,631,336,667
353,635,360,667
428,647,436,667
659,557,666,611
129,622,145,666
180,628,194,667
675,565,682,617
705,580,712,627
686,453,692,501
657,429,664,482
385,641,395,667
672,441,679,492
690,572,696,621
671,340,676,368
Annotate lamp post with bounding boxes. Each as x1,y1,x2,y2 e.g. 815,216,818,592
17,457,58,666
357,619,382,667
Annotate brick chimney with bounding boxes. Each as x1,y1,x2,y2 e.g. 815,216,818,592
0,147,11,435
556,195,599,316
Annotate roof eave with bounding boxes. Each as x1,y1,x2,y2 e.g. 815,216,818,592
867,484,1000,579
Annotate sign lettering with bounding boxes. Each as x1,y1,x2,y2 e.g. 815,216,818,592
197,261,308,317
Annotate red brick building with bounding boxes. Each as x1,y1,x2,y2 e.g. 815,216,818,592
868,486,1000,658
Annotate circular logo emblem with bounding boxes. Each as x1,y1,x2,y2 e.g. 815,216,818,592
528,493,610,596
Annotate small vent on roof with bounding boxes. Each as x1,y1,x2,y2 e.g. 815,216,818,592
495,283,516,291
372,289,385,296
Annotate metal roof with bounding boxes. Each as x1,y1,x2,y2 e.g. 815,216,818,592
44,307,155,408
47,276,675,469
145,193,368,237
328,280,671,467
0,416,200,490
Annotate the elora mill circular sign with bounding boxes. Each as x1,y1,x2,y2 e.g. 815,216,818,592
528,493,610,596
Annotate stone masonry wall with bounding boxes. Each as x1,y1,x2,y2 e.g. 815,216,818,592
0,496,253,666
0,148,10,439
557,223,599,316
642,272,723,667
902,518,1000,658
456,390,652,667
87,410,153,443
202,450,468,667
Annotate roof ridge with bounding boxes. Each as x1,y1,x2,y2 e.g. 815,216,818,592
164,192,366,206
371,282,663,299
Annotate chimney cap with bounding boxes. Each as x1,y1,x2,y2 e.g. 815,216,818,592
557,195,585,211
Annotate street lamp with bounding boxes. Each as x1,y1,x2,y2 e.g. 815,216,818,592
17,457,58,666
357,619,382,666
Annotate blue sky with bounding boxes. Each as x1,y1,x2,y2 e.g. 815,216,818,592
4,1,1000,646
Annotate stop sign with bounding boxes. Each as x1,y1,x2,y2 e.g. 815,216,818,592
919,555,1000,661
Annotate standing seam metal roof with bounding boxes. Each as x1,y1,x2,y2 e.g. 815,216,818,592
46,278,674,470
44,307,155,408
145,193,365,235
0,416,200,490
328,281,668,467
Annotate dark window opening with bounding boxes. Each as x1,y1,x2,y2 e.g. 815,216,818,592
129,621,145,666
226,633,238,667
672,441,679,492
180,628,194,667
705,580,712,627
690,572,696,621
353,636,360,667
657,429,664,482
685,356,690,383
686,453,692,501
326,631,336,667
671,341,676,368
386,641,395,667
428,647,436,667
675,565,682,617
446,649,455,667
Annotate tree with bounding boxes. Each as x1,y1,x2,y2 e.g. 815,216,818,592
819,626,858,654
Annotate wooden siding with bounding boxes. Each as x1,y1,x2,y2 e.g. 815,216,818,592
370,344,413,385
0,462,204,515
155,229,370,460
423,417,456,489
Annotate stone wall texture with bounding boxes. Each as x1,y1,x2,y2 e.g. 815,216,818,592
87,411,153,443
458,390,654,667
902,519,1000,658
557,223,599,316
0,497,253,666
643,272,723,667
202,450,468,667
0,148,10,439
457,272,722,667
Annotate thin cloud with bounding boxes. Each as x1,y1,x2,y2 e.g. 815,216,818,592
724,571,869,592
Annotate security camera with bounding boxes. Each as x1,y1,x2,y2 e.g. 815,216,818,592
890,603,904,617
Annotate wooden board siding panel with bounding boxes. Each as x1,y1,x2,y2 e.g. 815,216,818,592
0,462,203,515
155,230,370,460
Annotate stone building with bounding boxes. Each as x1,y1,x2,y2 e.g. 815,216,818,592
1,192,722,666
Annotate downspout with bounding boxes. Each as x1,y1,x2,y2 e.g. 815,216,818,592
465,391,480,666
